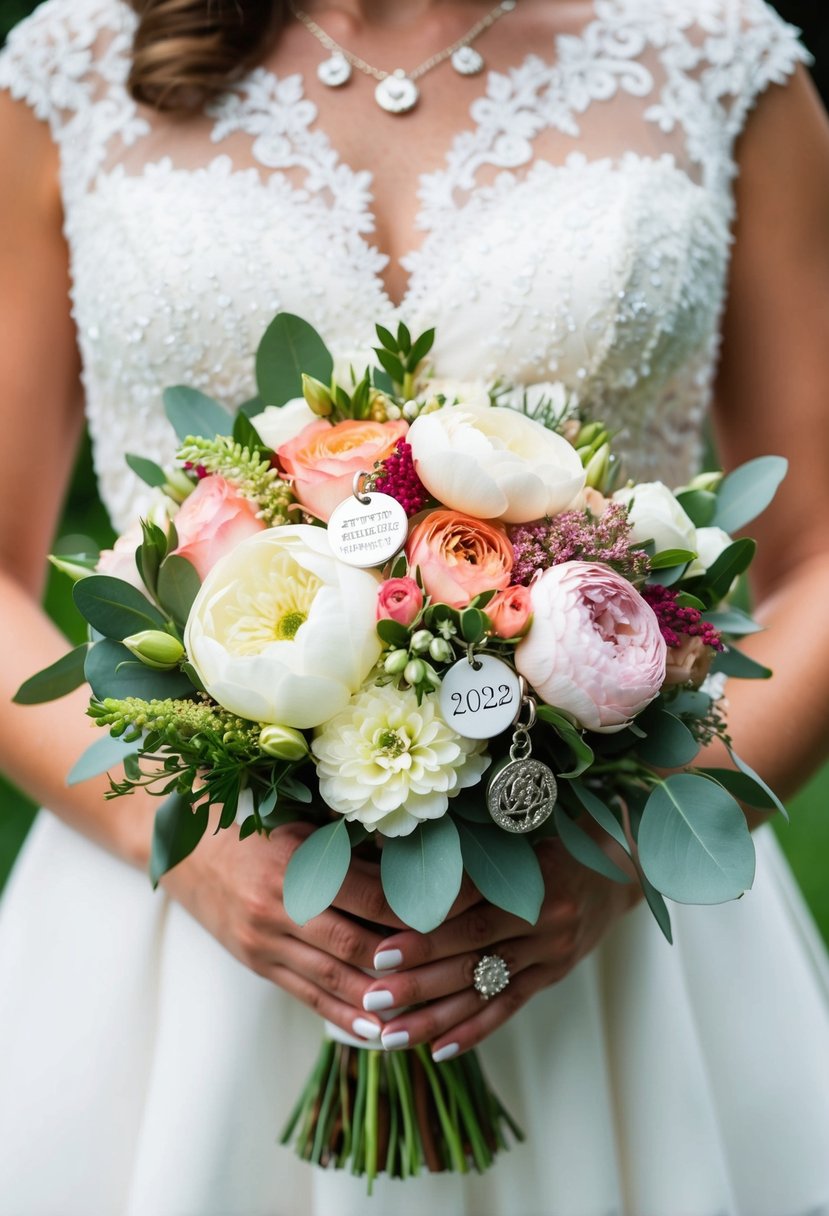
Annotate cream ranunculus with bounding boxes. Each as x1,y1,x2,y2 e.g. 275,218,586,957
184,525,382,728
249,399,318,451
407,405,586,524
613,481,698,557
312,684,490,837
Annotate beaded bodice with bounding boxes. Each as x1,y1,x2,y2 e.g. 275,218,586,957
0,0,808,531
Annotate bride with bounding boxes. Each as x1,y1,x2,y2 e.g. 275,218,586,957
2,0,829,1213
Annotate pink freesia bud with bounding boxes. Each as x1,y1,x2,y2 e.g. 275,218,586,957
376,577,423,628
487,586,533,639
172,475,265,581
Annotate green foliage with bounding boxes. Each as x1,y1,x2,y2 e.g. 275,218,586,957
553,806,632,883
456,819,544,923
713,455,788,534
283,820,351,925
163,386,230,443
177,434,294,525
156,554,200,629
73,575,168,639
13,644,89,704
85,638,195,700
150,793,210,886
635,708,701,768
381,817,463,932
256,313,333,407
67,733,138,786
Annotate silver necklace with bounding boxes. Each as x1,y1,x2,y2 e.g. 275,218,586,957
288,1,518,114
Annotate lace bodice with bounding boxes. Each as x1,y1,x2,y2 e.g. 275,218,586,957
0,0,809,531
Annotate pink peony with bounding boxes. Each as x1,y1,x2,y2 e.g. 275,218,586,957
277,418,409,523
171,475,265,580
376,577,423,628
406,511,513,609
515,561,666,733
487,586,532,639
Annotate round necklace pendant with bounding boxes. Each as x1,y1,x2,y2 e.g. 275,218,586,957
375,70,419,114
451,46,485,76
487,757,558,834
318,53,352,87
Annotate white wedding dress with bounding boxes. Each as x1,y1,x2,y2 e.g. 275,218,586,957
2,1,829,1213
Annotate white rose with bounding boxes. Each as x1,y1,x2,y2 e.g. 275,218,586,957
613,481,697,556
687,526,733,577
250,399,317,451
407,405,585,524
419,378,491,409
184,524,382,729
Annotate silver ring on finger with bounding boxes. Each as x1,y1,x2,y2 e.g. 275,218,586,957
472,953,511,1001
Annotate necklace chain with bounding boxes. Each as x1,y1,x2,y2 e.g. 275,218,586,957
288,1,517,85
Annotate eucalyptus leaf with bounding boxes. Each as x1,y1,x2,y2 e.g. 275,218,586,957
283,820,351,925
666,689,711,718
674,489,716,528
636,710,700,768
14,644,90,705
456,819,544,923
553,806,632,883
163,385,230,443
85,639,196,700
638,774,756,904
67,732,139,786
125,454,167,488
703,607,764,637
150,793,210,886
74,575,168,640
157,555,201,630
728,749,788,821
232,409,268,453
638,871,674,944
381,817,463,932
699,768,776,811
255,313,333,407
712,646,772,680
568,780,630,853
536,706,594,777
713,456,788,534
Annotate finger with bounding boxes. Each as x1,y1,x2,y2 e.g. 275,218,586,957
275,936,380,1012
427,964,549,1061
296,908,387,971
331,866,408,931
268,965,383,1045
363,936,540,1013
372,902,528,972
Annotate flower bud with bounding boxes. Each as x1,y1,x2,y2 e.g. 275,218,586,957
384,649,410,675
122,630,185,670
48,554,95,583
384,402,403,420
404,658,426,686
302,373,334,417
429,637,454,663
369,390,392,423
162,468,197,503
422,662,442,689
575,421,605,448
584,442,611,490
402,400,421,422
410,629,434,653
259,724,309,762
684,471,724,494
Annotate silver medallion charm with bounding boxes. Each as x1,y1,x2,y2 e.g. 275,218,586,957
318,53,352,87
375,70,420,114
451,46,485,76
486,693,558,833
439,655,521,741
327,472,408,568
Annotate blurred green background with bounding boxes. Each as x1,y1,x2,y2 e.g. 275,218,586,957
1,1,827,938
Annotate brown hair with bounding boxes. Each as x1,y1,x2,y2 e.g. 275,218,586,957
127,1,287,112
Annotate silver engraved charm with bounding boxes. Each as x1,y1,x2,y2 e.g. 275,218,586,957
451,46,485,76
486,694,557,833
327,472,408,568
439,655,521,741
318,53,352,87
375,70,420,114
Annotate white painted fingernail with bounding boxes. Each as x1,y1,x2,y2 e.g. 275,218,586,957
363,989,396,1012
373,949,403,971
381,1029,410,1051
431,1042,460,1063
352,1018,381,1041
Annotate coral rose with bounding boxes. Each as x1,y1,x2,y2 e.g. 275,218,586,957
278,418,408,522
171,475,265,580
516,561,666,732
406,511,513,608
487,586,532,639
377,577,423,627
663,635,716,689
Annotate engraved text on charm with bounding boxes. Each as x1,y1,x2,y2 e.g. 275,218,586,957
487,758,558,834
375,70,420,113
328,491,408,568
318,53,352,87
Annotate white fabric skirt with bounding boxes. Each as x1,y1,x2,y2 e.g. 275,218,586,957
1,813,829,1216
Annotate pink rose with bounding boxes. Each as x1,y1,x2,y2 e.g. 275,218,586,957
487,586,532,639
663,635,715,689
172,475,265,580
516,561,666,733
406,511,513,609
278,419,408,523
377,577,423,628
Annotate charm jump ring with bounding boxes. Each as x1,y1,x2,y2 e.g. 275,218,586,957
352,469,373,505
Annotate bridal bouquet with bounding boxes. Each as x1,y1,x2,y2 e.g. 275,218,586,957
16,312,787,1188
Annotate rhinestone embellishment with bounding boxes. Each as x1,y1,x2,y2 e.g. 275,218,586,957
473,955,511,1000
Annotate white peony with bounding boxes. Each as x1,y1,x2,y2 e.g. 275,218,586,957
312,684,490,837
687,525,733,577
185,525,382,729
407,405,585,524
613,481,698,557
250,399,317,452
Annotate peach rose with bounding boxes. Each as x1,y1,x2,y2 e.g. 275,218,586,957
172,475,265,580
278,419,408,523
406,511,513,609
663,636,716,689
487,586,532,639
377,577,423,628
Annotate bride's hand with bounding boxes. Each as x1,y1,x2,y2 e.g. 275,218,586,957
160,821,404,1044
361,839,641,1058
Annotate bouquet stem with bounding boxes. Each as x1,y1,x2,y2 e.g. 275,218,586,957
281,1040,524,1192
